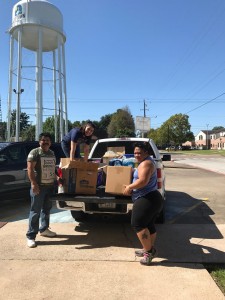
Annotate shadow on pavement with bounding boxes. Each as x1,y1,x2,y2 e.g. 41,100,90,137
165,190,218,225
1,190,224,265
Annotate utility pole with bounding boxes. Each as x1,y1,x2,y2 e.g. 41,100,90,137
0,95,2,123
206,124,209,150
167,125,170,148
139,99,150,137
141,99,149,117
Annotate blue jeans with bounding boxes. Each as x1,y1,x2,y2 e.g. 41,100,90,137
26,185,54,240
61,140,81,158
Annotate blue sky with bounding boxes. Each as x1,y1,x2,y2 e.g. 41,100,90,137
1,0,225,135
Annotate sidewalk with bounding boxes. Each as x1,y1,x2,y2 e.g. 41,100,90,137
0,222,224,299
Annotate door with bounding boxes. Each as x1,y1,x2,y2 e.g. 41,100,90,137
0,144,29,200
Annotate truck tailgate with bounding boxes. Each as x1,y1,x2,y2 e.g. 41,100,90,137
50,193,132,204
49,186,133,214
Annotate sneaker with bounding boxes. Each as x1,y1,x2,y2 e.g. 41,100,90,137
140,248,157,266
27,239,36,248
135,246,157,257
40,228,56,237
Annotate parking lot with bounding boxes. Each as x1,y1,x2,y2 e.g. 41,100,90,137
0,155,225,299
1,154,225,225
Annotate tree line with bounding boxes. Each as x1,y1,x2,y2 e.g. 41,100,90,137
1,106,217,147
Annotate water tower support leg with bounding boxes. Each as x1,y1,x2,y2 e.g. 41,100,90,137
15,29,22,142
62,43,68,134
7,36,14,141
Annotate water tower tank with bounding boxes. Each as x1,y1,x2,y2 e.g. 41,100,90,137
7,0,68,142
10,0,66,51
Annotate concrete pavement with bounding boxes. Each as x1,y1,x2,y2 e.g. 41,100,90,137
1,157,225,299
0,221,224,299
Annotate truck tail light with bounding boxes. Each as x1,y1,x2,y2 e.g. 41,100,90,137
57,167,62,178
157,168,162,189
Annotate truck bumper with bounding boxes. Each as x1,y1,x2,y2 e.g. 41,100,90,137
50,193,133,215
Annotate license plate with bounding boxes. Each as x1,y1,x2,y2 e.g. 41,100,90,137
98,203,116,209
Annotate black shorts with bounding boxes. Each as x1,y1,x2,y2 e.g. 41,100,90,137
131,190,163,234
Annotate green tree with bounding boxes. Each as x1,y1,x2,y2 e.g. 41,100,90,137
160,114,194,145
10,109,30,135
21,125,35,141
43,116,58,141
0,121,7,141
71,121,82,129
43,116,73,141
147,128,161,145
212,126,225,131
107,106,135,137
96,114,112,138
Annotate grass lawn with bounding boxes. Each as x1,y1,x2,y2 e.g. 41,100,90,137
204,264,225,295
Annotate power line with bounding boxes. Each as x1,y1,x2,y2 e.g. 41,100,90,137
6,97,225,103
154,2,225,99
185,91,225,114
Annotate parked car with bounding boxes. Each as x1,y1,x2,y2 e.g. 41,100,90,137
0,141,65,201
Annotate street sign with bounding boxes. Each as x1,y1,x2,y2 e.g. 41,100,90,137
135,116,150,132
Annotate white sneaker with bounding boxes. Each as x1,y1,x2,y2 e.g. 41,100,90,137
40,228,56,237
27,239,36,248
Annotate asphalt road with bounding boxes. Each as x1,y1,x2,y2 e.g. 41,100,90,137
165,165,225,224
164,153,225,224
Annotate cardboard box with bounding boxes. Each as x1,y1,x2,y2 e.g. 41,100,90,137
102,147,125,164
107,146,125,155
60,159,99,194
76,164,98,195
62,167,77,194
105,166,132,195
60,158,83,168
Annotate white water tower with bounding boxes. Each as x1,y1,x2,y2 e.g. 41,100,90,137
7,0,68,141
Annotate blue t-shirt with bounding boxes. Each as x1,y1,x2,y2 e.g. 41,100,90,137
131,156,157,201
62,127,91,146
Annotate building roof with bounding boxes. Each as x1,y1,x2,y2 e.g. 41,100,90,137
201,128,225,135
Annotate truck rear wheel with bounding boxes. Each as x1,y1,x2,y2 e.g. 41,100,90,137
70,211,86,222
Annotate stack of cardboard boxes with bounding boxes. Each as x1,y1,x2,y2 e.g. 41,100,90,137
60,146,133,196
60,158,99,195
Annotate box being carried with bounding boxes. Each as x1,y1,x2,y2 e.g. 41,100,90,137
60,158,99,194
105,166,132,195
